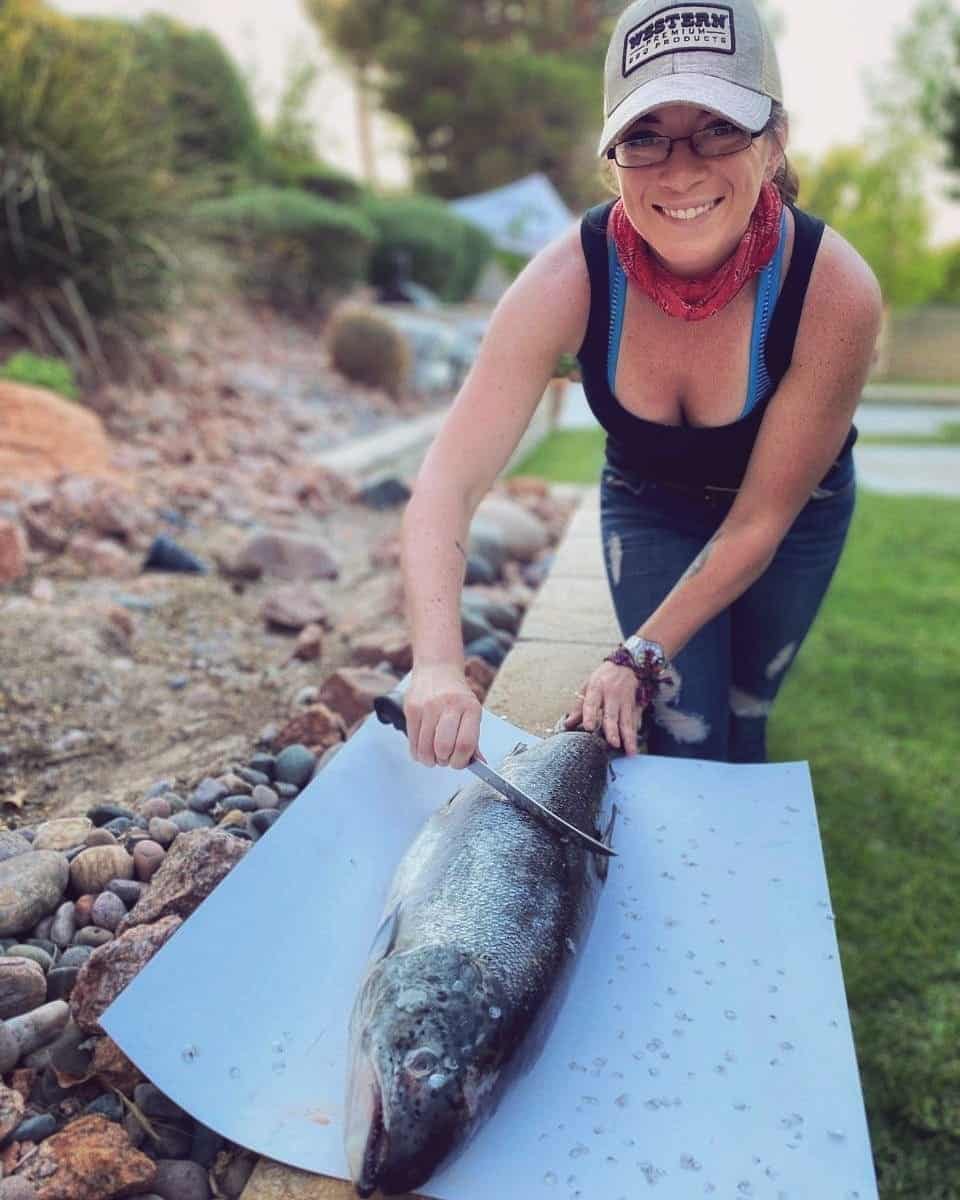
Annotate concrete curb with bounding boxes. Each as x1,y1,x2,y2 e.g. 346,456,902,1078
485,485,619,732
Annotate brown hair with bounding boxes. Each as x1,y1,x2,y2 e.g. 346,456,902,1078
600,102,800,206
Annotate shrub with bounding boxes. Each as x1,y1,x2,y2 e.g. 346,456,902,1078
133,14,263,181
361,194,494,303
327,306,411,397
259,153,365,205
192,188,376,313
0,0,184,377
0,350,78,398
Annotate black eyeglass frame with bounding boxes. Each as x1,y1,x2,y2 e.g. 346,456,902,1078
606,123,766,167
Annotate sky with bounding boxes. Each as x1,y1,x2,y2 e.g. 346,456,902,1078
54,0,960,242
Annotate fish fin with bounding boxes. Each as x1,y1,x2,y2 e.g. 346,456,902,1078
367,904,401,963
509,741,529,756
597,804,619,881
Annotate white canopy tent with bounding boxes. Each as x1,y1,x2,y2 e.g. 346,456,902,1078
449,172,576,258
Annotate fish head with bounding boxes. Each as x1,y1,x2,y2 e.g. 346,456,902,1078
346,944,510,1196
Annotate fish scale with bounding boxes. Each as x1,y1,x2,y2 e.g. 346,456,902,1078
345,731,613,1197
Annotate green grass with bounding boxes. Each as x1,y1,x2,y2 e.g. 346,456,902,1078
511,427,606,481
516,429,960,1196
859,423,960,447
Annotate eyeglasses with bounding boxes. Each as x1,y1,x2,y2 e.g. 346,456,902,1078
607,122,762,168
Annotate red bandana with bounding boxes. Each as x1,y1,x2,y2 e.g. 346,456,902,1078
610,183,783,322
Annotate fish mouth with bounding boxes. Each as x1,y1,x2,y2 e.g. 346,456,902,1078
346,1051,389,1197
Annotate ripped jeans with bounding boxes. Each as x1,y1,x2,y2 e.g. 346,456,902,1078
599,452,856,762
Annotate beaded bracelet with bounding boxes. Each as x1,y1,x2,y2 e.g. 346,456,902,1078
604,645,669,709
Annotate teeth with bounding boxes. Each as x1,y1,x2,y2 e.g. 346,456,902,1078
661,201,717,220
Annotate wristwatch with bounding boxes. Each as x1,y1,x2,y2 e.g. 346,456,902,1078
622,635,668,672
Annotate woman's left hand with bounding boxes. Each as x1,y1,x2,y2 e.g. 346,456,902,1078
562,661,644,755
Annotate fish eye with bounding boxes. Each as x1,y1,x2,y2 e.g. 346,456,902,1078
404,1048,440,1077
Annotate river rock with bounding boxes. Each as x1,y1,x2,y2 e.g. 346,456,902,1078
151,1157,211,1200
318,667,396,727
86,804,137,828
32,819,93,853
107,879,144,907
272,745,316,788
4,944,54,972
461,592,521,634
464,635,507,668
170,811,215,833
84,828,119,848
467,518,508,574
15,1113,156,1199
147,818,179,848
90,892,127,932
189,778,230,813
69,846,134,896
49,902,76,949
250,785,278,810
464,552,496,585
46,966,80,1002
0,832,33,864
290,623,323,662
141,796,173,821
133,841,165,883
72,927,113,949
116,830,247,934
70,915,182,1034
0,958,46,1019
73,895,95,927
0,851,69,938
0,1180,38,1200
475,494,550,562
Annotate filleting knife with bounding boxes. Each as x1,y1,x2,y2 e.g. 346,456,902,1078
373,692,616,858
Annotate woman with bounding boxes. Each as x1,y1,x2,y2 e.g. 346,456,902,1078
399,0,881,767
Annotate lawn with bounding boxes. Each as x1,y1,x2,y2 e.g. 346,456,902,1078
513,429,960,1197
858,422,960,446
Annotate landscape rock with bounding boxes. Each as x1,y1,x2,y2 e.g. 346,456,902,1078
90,892,127,932
0,1083,25,1141
0,851,69,938
350,630,412,673
67,533,138,579
0,519,27,585
116,830,247,933
91,1036,142,1092
273,705,346,753
289,623,323,662
70,916,182,1034
318,667,397,727
464,655,497,701
0,382,115,482
152,1158,211,1200
261,585,330,633
0,832,32,864
14,1113,156,1199
49,901,76,949
234,532,338,582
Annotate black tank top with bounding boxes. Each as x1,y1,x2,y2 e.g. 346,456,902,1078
576,199,858,489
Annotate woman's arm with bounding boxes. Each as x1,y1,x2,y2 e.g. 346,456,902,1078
401,223,591,767
571,228,883,751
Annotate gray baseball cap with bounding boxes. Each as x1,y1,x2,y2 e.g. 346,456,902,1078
598,0,782,157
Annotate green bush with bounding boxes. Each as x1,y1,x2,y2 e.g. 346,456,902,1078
0,0,184,375
132,14,263,182
0,350,78,398
193,187,376,313
360,194,494,303
327,305,411,397
259,153,365,205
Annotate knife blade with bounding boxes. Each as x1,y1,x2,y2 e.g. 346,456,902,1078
373,692,616,858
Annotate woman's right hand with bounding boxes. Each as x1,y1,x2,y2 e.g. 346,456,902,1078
403,665,483,769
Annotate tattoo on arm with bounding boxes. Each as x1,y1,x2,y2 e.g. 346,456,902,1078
680,532,720,583
454,540,467,560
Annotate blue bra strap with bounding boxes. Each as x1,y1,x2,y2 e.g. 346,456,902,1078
606,234,628,395
742,208,787,416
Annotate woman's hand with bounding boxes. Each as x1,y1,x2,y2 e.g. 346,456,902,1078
403,665,483,768
562,660,643,755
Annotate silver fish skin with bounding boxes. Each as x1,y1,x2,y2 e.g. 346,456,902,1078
345,730,612,1197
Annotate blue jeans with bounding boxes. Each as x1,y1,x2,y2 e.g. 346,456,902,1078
599,453,856,763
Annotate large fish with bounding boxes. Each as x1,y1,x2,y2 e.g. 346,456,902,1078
345,730,613,1197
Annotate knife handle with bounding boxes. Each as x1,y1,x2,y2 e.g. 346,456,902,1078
374,691,407,736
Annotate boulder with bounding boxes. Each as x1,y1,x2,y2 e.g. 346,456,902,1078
475,494,550,562
0,382,116,482
261,585,330,633
15,1113,156,1199
318,667,397,727
234,532,339,582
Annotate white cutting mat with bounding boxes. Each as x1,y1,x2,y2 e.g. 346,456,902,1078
101,709,877,1200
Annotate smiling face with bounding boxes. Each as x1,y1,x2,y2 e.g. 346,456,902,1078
614,103,784,278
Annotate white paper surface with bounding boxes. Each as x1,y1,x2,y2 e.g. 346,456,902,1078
101,710,877,1200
